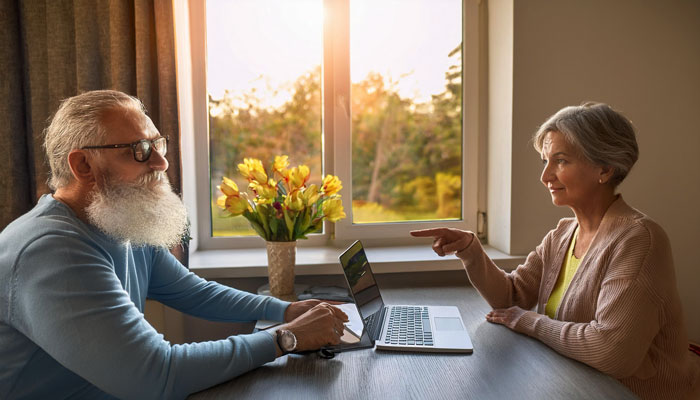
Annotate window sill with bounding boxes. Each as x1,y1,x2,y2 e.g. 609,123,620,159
189,244,525,279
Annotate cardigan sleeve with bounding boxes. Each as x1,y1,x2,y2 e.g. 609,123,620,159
455,233,548,310
509,223,663,379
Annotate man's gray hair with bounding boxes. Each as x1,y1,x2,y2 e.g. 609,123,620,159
44,90,146,190
533,102,639,187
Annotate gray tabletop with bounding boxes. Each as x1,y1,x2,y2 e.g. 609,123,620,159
189,271,638,400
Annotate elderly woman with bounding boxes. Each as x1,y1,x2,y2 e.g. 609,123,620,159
411,102,699,399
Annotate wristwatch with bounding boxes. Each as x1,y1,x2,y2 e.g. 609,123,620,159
277,329,297,354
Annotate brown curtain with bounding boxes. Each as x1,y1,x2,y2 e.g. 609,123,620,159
0,0,181,231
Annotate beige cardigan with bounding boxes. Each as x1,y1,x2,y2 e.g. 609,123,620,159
457,196,699,399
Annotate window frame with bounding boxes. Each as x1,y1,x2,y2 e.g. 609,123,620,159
176,0,480,251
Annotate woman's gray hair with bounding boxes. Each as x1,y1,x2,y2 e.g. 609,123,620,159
533,102,639,187
44,90,146,190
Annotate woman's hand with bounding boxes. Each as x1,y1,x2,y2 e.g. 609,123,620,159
485,306,527,330
410,228,475,257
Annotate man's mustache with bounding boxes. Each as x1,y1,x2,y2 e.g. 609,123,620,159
138,171,168,186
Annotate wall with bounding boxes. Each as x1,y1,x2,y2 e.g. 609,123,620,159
489,0,700,341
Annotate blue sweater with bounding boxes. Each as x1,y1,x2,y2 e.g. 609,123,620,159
0,195,290,399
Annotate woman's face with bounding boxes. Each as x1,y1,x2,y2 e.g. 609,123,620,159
540,130,604,209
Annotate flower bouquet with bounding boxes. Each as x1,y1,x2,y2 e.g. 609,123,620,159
217,155,345,240
217,155,345,299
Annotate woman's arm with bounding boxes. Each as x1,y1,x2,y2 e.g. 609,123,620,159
456,233,546,311
503,224,664,378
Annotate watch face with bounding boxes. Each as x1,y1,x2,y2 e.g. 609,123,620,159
280,330,296,352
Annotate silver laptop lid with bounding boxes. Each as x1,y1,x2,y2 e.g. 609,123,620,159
339,240,385,321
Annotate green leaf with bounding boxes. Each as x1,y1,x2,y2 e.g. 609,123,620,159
248,219,269,240
283,208,295,241
276,180,287,199
295,209,312,240
257,204,272,238
270,217,279,239
292,211,305,240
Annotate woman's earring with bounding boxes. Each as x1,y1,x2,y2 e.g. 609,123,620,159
598,179,603,184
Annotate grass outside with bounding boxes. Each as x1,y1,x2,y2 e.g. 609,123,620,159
211,201,458,237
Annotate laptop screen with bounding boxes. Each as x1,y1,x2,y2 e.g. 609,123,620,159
339,240,385,320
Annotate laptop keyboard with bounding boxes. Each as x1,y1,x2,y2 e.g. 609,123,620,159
384,306,433,346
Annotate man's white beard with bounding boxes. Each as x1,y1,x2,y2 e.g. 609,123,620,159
86,172,188,249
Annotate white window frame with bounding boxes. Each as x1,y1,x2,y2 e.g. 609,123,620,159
175,0,480,251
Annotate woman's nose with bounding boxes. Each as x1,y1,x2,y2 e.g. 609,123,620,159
541,162,553,184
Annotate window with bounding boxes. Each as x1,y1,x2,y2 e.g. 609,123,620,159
177,0,480,250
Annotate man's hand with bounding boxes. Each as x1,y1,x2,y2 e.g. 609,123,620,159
485,306,527,330
410,228,475,257
281,302,349,352
284,299,343,322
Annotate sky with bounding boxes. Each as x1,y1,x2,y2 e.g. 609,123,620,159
206,0,461,108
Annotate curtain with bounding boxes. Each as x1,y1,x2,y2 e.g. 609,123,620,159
0,0,181,231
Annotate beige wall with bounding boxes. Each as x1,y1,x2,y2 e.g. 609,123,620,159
489,0,700,342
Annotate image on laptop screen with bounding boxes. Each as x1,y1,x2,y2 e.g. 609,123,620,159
339,241,385,321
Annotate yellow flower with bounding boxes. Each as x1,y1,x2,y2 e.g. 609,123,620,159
250,180,277,204
216,186,250,215
218,176,239,196
238,158,267,183
322,198,346,222
322,174,342,196
284,191,304,211
273,155,289,175
288,165,310,191
300,184,321,206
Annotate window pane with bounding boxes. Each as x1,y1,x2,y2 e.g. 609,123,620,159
350,0,462,224
206,0,323,237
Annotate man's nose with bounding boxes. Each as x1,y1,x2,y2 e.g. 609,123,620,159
148,149,169,172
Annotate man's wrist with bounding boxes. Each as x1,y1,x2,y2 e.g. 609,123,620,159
267,330,283,357
276,329,298,354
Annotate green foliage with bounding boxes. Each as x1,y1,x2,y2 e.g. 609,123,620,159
209,45,463,232
393,176,437,211
436,172,461,218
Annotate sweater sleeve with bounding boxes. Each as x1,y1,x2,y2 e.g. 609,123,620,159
10,234,279,400
455,235,546,310
147,248,289,323
509,224,662,379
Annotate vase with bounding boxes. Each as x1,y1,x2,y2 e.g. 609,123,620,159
266,241,297,301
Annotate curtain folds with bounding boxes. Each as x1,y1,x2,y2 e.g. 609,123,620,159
0,0,181,230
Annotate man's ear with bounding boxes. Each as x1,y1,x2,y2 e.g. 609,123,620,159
67,149,96,185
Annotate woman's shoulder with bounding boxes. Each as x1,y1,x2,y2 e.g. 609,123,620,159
604,197,670,246
597,199,674,281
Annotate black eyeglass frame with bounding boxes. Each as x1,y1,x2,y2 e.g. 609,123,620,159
81,135,169,162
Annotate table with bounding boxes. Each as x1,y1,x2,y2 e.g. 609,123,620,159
189,271,638,399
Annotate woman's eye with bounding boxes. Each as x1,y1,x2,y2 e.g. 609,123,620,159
557,159,567,164
541,159,548,165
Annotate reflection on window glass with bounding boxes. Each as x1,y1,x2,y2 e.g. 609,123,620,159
350,0,462,224
206,0,323,237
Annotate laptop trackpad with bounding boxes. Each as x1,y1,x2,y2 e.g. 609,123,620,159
434,317,465,331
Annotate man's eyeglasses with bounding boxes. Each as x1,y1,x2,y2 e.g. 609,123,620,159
82,135,169,162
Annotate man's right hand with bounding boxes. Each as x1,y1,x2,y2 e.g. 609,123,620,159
281,302,348,352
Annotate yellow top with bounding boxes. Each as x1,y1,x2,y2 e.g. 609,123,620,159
545,227,582,319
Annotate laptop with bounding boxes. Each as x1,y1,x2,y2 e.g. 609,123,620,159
339,240,473,353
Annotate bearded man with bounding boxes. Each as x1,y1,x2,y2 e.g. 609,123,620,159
0,90,347,399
